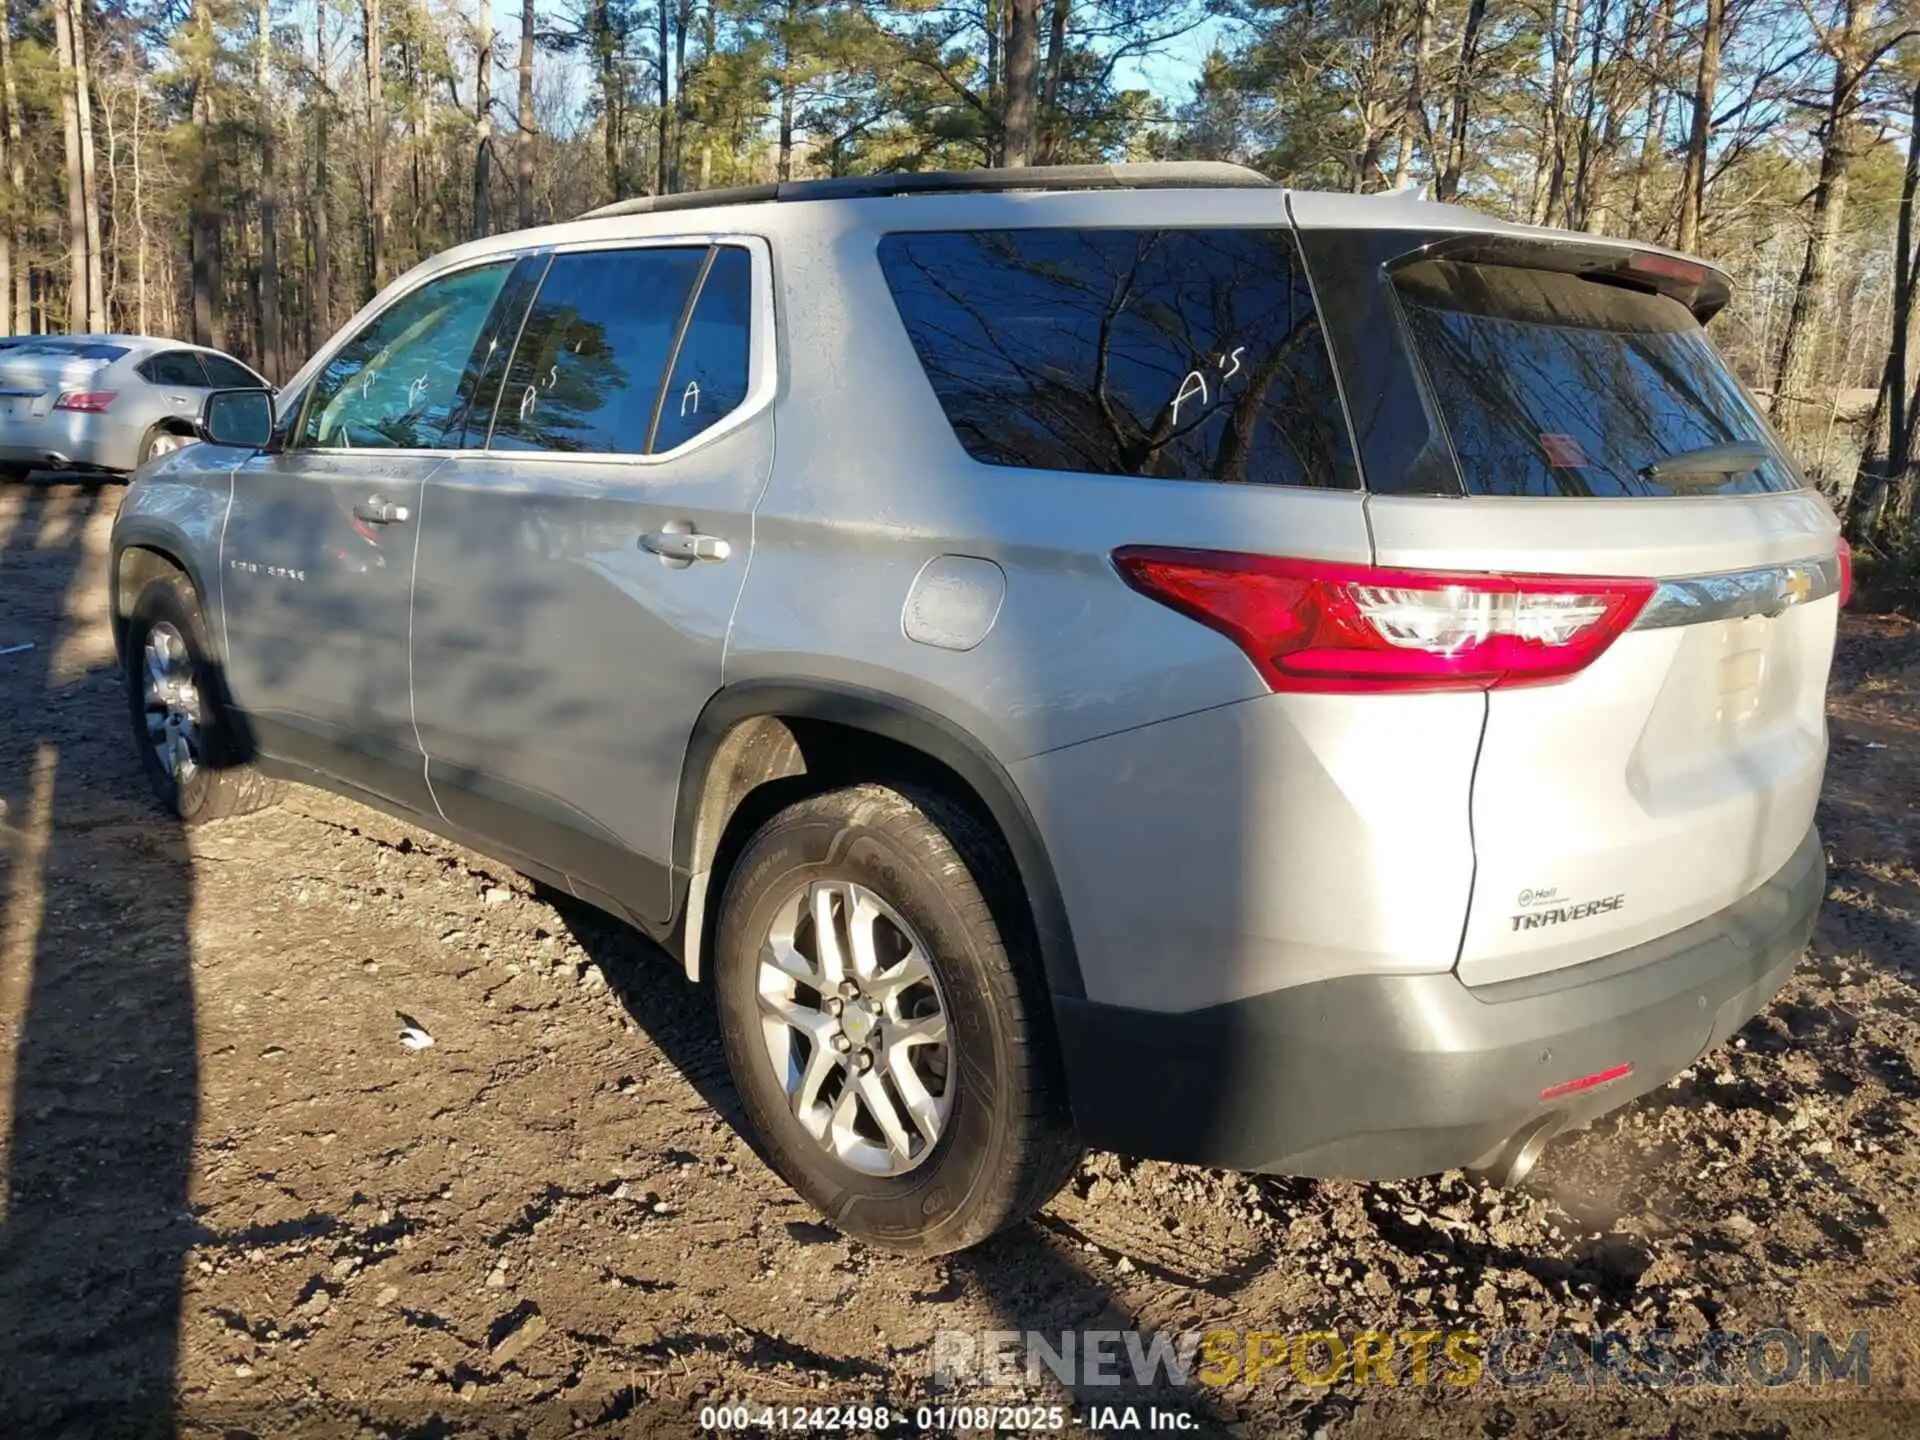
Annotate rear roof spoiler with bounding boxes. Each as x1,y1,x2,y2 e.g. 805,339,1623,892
1385,231,1733,322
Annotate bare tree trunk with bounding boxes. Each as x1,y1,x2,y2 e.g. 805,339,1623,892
473,0,493,236
1391,0,1433,186
257,0,284,378
590,0,619,200
189,0,223,347
1435,0,1487,201
132,80,149,333
656,0,670,194
1569,0,1611,230
1770,0,1872,422
364,0,387,295
1034,0,1068,163
1003,0,1040,166
776,0,795,181
985,0,1001,164
0,0,21,332
71,0,104,328
0,0,11,331
313,0,333,341
1846,93,1919,540
1677,0,1724,254
1540,0,1582,226
697,0,714,186
518,0,535,225
102,72,119,318
1628,0,1674,237
672,0,689,189
1891,86,1920,484
53,0,88,331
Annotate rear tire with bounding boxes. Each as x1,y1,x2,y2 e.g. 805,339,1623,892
122,573,281,825
714,783,1081,1255
135,426,195,469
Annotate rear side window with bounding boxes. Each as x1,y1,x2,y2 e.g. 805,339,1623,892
141,351,210,386
490,246,710,454
650,247,753,453
200,353,262,388
877,228,1358,488
1396,260,1800,498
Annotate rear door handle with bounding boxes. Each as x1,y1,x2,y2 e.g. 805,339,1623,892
640,527,731,565
353,498,412,525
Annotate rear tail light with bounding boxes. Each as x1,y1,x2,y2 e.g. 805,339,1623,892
54,390,118,413
1836,536,1853,608
1113,548,1655,693
1624,250,1710,288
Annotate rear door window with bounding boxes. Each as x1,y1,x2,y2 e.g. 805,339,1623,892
200,353,264,388
489,246,710,454
877,228,1358,488
141,351,211,387
1395,260,1800,498
650,247,753,453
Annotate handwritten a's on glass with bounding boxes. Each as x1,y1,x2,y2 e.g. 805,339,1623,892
1169,347,1248,427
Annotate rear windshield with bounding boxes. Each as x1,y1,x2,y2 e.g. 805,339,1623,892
0,339,129,362
1395,260,1799,498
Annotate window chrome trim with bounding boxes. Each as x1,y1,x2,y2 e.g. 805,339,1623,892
1631,553,1842,630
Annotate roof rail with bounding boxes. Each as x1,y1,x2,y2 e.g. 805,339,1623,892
576,162,1274,222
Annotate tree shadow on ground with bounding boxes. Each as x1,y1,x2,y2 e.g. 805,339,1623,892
0,477,198,1439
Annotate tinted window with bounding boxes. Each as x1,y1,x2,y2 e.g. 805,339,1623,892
141,351,210,387
650,247,752,452
877,229,1357,487
300,262,512,449
1397,260,1800,498
200,353,262,388
447,254,548,448
490,247,708,454
0,339,129,361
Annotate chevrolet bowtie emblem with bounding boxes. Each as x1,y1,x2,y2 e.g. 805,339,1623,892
1764,566,1814,616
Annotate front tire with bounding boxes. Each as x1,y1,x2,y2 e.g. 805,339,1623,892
122,573,281,824
714,784,1081,1255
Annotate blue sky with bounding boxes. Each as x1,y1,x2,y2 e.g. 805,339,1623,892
1110,15,1227,102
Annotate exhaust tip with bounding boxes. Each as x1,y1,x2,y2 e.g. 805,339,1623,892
1471,1114,1562,1189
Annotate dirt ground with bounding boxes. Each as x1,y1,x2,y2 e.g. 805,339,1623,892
1,477,1918,1439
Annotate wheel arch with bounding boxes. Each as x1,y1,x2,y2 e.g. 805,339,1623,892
672,681,1085,1004
111,538,199,662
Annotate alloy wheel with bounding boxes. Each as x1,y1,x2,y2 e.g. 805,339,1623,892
142,621,203,785
755,878,954,1176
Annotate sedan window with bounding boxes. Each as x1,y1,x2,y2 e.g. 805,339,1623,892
140,351,212,387
200,353,264,389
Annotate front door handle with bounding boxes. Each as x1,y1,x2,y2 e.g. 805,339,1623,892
352,498,412,525
640,525,731,566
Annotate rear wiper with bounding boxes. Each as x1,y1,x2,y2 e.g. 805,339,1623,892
1639,440,1770,482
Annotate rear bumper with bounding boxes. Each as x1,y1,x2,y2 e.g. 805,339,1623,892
1055,825,1823,1176
0,416,132,472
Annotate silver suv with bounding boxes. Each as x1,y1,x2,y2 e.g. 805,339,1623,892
111,164,1842,1254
